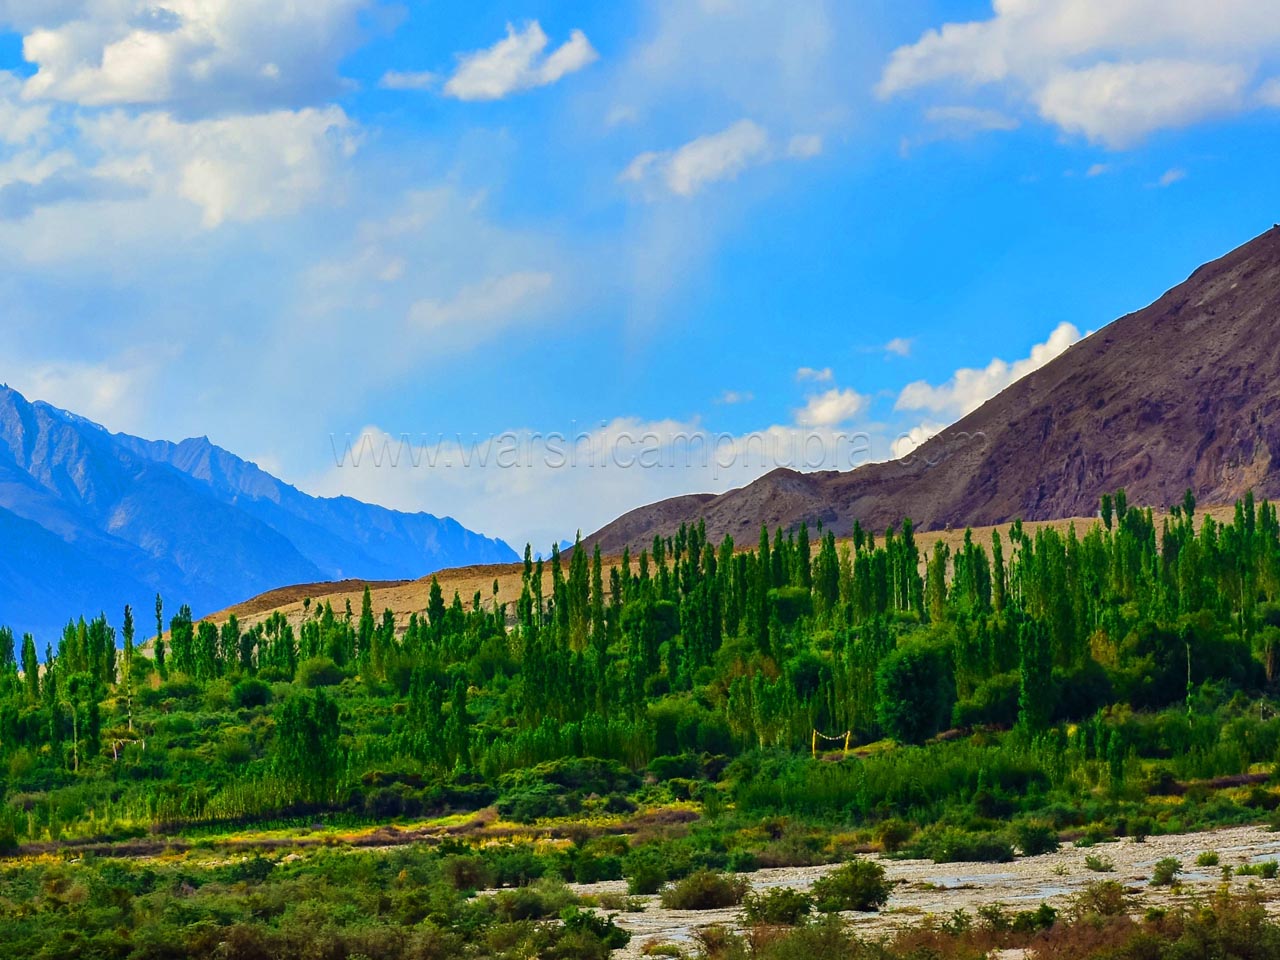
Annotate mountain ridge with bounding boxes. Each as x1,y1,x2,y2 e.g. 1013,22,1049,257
585,225,1280,552
0,386,517,637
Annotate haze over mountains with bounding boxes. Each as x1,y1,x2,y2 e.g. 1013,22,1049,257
0,385,516,638
587,226,1280,553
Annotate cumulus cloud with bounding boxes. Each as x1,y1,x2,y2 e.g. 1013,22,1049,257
1037,60,1247,148
891,421,947,459
12,0,373,115
80,106,357,228
896,321,1082,419
879,1,1280,147
621,119,771,197
715,389,753,405
0,72,50,145
795,387,868,427
444,21,597,101
1156,167,1188,187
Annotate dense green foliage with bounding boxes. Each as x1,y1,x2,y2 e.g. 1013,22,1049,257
6,490,1280,955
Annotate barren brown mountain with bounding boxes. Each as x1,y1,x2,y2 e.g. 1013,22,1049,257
586,225,1280,553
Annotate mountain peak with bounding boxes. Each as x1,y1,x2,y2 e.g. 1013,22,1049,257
0,386,517,637
586,227,1280,552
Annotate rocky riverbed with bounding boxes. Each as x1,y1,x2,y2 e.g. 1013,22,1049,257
575,824,1280,958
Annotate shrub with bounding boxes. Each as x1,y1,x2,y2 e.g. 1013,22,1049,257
1014,822,1060,857
1150,857,1182,886
1196,851,1220,867
1084,854,1115,872
230,677,272,709
875,819,914,854
810,860,890,913
496,784,572,823
659,870,748,910
741,887,813,926
442,854,493,892
1235,860,1279,878
916,827,1015,864
296,656,344,688
875,642,955,744
559,907,631,952
1071,881,1133,920
626,848,672,895
492,879,576,921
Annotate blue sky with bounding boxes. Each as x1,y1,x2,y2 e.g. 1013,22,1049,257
2,1,1279,548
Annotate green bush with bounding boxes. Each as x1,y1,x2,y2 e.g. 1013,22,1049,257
559,907,631,952
230,677,272,709
915,827,1015,863
1084,854,1115,872
296,656,344,688
1196,850,1220,867
659,870,748,910
1013,822,1060,857
810,860,890,913
1150,857,1182,886
875,642,955,744
741,887,814,926
875,819,914,854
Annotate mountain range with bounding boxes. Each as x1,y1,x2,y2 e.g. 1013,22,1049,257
0,386,516,638
586,225,1280,552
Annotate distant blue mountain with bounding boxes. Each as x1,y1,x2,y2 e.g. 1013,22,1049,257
0,384,517,638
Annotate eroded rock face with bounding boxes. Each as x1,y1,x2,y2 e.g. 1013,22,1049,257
587,227,1280,552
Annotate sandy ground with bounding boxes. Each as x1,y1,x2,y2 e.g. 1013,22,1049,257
574,824,1280,958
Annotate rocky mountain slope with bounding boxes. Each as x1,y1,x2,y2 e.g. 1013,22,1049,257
586,225,1280,552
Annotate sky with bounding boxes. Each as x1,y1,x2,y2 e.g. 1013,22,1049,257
1,0,1279,550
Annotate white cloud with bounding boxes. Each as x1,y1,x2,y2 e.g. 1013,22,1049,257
896,321,1082,419
1261,77,1280,106
621,119,772,198
1157,167,1188,187
380,70,438,91
1037,60,1247,148
795,387,868,427
13,0,372,115
80,106,357,228
891,421,946,459
9,356,157,434
444,21,597,101
715,389,753,405
409,271,555,350
786,134,824,158
0,72,50,146
884,337,913,358
1086,162,1111,177
879,1,1280,147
